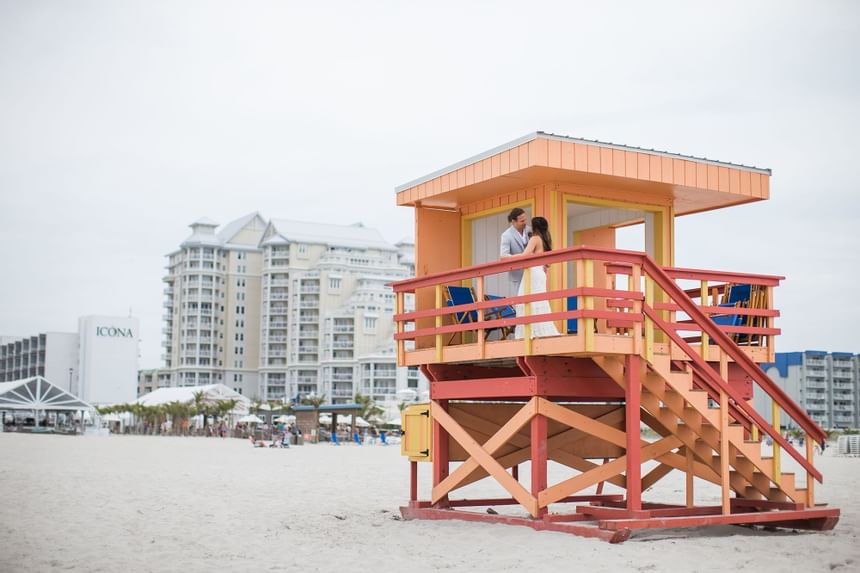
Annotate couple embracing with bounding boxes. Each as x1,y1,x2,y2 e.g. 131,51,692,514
499,208,560,339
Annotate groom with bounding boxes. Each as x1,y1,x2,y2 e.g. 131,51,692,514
499,207,529,293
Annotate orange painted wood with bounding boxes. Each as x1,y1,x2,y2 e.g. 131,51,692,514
431,398,538,511
625,354,642,511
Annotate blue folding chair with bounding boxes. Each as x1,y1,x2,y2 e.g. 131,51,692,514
445,286,514,342
710,284,752,344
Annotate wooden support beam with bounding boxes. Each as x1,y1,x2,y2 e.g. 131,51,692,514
719,388,731,515
531,413,548,518
432,399,450,508
539,436,681,508
430,399,539,516
625,354,642,511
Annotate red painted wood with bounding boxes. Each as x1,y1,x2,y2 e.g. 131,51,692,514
430,377,535,399
410,461,417,501
625,354,642,512
598,508,840,531
577,505,652,519
531,414,548,518
399,506,630,543
731,498,805,511
425,363,522,381
446,495,623,507
511,464,519,481
432,399,450,509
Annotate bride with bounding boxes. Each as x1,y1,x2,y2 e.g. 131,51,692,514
514,216,560,339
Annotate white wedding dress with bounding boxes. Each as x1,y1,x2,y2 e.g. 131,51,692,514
514,266,560,339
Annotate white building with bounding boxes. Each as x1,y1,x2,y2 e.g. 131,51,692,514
0,316,140,405
161,213,425,408
758,351,859,430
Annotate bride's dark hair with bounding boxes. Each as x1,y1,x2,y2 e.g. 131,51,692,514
530,217,552,251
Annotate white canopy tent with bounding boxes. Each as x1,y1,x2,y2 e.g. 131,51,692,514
137,384,251,415
0,376,94,430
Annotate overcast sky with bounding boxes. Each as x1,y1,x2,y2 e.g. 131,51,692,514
1,0,858,368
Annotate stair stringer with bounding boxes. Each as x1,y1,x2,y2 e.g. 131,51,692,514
592,354,807,505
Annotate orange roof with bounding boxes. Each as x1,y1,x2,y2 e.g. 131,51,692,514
396,132,771,216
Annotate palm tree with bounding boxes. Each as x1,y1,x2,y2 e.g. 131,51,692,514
354,392,384,424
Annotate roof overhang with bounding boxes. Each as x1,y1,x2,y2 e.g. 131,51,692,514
396,132,771,216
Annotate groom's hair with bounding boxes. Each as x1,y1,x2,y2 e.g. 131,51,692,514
507,208,525,222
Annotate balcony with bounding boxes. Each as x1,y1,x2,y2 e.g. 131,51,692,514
270,306,289,315
296,376,318,384
374,370,397,379
268,350,288,357
331,341,353,349
298,346,319,353
300,314,320,323
300,301,319,309
267,335,288,342
270,279,290,287
333,326,354,333
301,286,320,294
269,321,289,328
269,294,289,301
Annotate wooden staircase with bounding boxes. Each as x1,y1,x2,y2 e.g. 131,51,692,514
594,352,809,506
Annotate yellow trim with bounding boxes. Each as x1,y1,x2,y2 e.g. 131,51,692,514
459,199,535,269
772,402,781,486
435,285,443,363
584,259,594,352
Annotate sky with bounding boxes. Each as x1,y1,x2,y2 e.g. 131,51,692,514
1,0,858,368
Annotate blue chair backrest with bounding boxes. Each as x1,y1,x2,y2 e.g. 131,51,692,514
567,296,578,334
485,294,516,319
446,286,477,323
726,284,751,305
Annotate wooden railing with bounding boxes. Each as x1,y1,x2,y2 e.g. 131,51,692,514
391,245,823,481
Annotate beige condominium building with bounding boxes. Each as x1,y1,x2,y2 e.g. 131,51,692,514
161,213,423,407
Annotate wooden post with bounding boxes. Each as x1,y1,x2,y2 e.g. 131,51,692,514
396,292,405,365
625,354,642,511
766,286,775,362
806,432,815,508
435,285,444,363
685,446,695,508
475,276,486,359
700,280,709,361
772,402,781,486
432,399,450,508
530,413,548,518
524,267,533,356
644,276,655,363
511,464,519,481
632,264,643,356
719,388,731,515
584,259,595,352
410,460,418,502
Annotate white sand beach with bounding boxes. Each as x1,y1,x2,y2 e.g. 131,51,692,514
0,433,857,573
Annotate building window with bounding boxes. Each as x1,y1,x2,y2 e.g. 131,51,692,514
364,317,377,330
298,244,308,256
330,278,341,289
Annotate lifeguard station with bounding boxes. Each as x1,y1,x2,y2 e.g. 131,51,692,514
394,132,839,542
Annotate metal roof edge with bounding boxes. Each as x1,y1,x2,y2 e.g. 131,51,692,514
394,131,772,194
394,132,541,193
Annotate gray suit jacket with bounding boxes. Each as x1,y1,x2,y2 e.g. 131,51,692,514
500,225,529,285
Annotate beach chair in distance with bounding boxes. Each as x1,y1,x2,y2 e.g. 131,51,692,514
444,286,514,344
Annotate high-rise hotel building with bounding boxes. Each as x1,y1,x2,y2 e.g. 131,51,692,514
161,213,422,406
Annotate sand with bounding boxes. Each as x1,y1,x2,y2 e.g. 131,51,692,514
0,433,857,573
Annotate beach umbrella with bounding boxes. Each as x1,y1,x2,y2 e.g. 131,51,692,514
237,414,264,424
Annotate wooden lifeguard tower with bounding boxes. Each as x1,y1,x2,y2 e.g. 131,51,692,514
393,132,839,542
